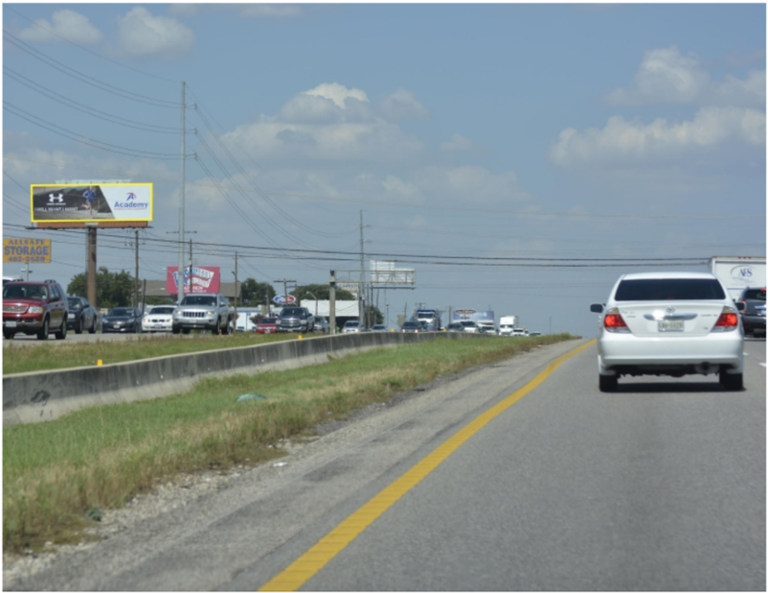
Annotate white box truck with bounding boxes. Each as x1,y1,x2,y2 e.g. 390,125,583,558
498,315,518,336
709,256,766,300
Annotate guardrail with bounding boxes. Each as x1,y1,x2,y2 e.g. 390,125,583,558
3,331,476,426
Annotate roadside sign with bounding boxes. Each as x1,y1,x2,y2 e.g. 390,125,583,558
273,294,297,305
3,238,51,264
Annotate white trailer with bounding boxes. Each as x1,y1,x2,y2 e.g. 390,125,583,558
498,315,518,336
709,256,766,300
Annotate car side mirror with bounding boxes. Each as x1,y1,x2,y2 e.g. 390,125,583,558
590,303,604,313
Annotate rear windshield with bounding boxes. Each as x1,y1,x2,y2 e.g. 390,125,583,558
615,279,725,301
742,288,766,301
181,295,216,306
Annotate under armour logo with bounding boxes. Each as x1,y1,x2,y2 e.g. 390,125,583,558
48,193,64,203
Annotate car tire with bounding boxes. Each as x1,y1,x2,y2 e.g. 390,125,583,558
75,318,84,334
55,317,67,340
212,317,221,335
599,374,618,392
36,317,49,340
89,318,97,334
720,372,743,391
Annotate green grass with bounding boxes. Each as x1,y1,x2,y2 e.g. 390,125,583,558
2,331,295,375
3,333,577,553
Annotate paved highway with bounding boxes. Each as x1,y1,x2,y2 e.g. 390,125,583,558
8,339,765,591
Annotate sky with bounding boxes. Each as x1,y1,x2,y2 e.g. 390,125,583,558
2,2,766,337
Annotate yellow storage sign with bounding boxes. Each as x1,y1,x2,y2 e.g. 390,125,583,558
3,238,52,264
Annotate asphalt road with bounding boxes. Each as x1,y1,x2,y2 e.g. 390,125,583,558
8,338,765,591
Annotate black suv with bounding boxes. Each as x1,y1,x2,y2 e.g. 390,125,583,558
738,287,766,337
277,306,314,333
2,279,68,340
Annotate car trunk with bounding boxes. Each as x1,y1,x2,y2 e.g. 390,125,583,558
617,301,725,337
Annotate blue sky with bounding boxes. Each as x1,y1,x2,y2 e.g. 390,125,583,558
3,3,766,336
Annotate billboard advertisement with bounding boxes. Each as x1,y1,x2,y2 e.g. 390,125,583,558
31,183,153,223
3,238,51,264
167,266,221,295
453,309,494,322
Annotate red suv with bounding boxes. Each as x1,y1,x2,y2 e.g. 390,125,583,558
2,279,69,340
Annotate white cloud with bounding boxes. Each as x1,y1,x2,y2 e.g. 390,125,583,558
116,7,195,60
708,70,766,107
606,46,765,107
439,134,478,153
16,10,103,44
548,107,766,168
306,83,369,108
379,89,429,121
223,84,425,162
277,83,374,124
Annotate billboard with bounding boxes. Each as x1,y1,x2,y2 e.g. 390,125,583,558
370,260,415,285
31,183,153,223
3,238,51,264
167,266,221,295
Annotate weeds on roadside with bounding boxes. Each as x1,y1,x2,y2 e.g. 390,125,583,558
3,334,575,553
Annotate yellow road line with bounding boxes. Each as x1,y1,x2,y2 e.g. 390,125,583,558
259,339,596,591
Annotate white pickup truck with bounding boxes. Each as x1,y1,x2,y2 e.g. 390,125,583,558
172,293,235,335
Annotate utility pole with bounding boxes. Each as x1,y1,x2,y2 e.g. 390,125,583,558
188,239,193,292
273,279,295,302
232,252,238,332
359,210,365,325
178,81,186,300
329,270,336,333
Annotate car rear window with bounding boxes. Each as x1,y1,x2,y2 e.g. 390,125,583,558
742,288,766,301
615,279,726,301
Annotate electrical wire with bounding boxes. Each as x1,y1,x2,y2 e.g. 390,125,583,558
4,102,181,159
3,30,179,108
4,66,179,134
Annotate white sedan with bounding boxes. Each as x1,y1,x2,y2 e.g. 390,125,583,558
590,272,744,392
141,305,176,333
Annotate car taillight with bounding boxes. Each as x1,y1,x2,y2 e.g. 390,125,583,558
713,306,740,332
603,308,629,333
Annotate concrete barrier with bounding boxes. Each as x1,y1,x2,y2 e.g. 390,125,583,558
3,332,476,426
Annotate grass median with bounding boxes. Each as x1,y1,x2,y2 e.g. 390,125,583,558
3,333,576,554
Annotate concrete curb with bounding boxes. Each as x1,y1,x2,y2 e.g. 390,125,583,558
3,332,476,426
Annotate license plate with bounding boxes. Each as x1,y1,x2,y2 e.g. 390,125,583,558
658,320,684,332
6,321,17,328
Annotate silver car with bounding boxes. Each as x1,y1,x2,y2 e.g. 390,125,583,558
590,272,744,392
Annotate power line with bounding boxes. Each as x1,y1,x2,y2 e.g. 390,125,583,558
4,102,181,159
3,30,179,108
4,66,179,134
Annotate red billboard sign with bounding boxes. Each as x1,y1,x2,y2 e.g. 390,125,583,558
167,266,221,295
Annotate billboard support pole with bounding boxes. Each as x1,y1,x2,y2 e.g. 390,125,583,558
87,228,97,308
134,229,139,309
